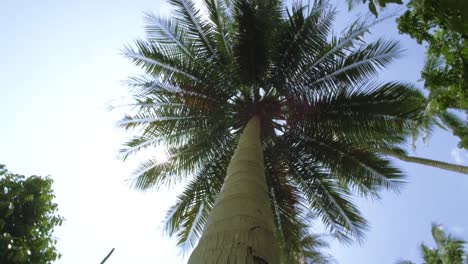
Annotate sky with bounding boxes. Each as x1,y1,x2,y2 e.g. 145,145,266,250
0,0,467,263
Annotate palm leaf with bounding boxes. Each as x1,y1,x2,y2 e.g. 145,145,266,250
169,0,217,56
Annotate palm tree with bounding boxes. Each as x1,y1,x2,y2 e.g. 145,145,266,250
397,224,468,264
118,0,460,262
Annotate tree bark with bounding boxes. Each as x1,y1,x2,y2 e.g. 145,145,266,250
188,116,280,264
378,149,468,175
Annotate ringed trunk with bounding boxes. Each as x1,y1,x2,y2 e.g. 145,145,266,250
188,116,280,264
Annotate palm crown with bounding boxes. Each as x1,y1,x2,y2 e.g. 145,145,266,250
397,224,468,264
119,0,425,260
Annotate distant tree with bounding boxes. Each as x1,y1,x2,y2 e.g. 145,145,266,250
396,224,468,264
0,165,64,264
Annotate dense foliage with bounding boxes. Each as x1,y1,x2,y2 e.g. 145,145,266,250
397,0,468,148
0,165,63,264
397,224,468,264
398,0,467,111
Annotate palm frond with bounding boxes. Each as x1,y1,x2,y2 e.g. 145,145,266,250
306,175,367,244
264,148,306,258
203,0,234,63
271,1,335,95
421,243,441,263
129,158,170,190
289,129,404,192
308,39,403,88
234,0,281,85
169,0,217,56
438,111,468,149
127,75,225,103
164,142,235,251
301,232,335,264
119,114,199,129
277,137,367,243
294,18,370,83
119,135,163,161
299,82,426,145
124,42,200,83
144,14,193,57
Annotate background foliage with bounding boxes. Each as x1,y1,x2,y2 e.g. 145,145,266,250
351,0,468,149
397,224,468,264
397,0,468,149
0,165,63,264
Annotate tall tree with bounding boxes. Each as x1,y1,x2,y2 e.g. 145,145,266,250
119,0,464,262
397,224,468,264
0,165,64,264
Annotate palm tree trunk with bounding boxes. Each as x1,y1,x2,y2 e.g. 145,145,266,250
378,149,468,175
188,116,280,264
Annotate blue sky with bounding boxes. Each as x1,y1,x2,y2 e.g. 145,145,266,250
1,0,467,263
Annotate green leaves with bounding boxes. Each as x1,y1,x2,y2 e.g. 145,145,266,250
368,1,377,17
234,0,281,85
144,14,193,57
171,0,217,57
119,0,429,259
164,144,234,252
397,0,468,116
407,55,468,149
399,224,467,264
0,165,63,264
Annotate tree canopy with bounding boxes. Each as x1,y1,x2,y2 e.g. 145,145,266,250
347,0,468,149
398,0,468,110
397,224,468,264
396,0,468,148
118,0,439,260
0,165,63,264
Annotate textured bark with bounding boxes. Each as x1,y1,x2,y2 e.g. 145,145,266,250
378,149,468,175
188,116,280,264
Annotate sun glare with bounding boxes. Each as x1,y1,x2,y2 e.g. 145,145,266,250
154,146,169,164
